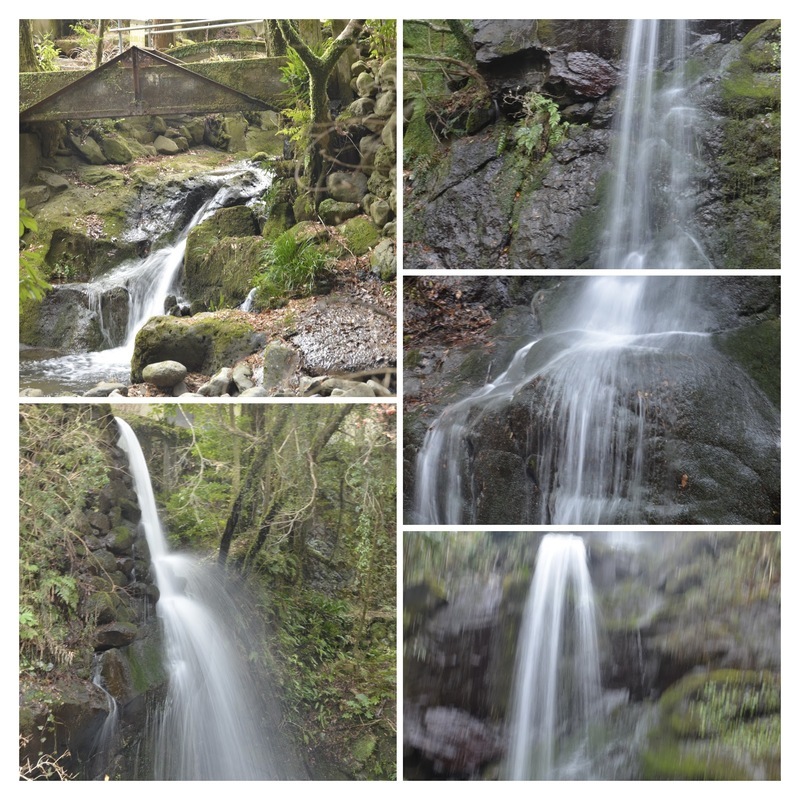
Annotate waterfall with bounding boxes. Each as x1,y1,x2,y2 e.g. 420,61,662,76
506,534,601,780
239,287,258,312
20,163,271,394
115,417,282,780
599,20,709,268
413,276,710,524
89,654,120,780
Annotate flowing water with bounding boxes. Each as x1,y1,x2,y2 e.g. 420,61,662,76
115,417,283,780
20,163,271,395
599,20,709,268
414,276,714,524
413,21,723,524
506,534,601,780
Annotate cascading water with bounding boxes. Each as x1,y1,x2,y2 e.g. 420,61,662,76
506,534,601,780
89,654,120,780
413,21,732,524
599,20,709,269
414,276,713,524
20,163,271,394
115,417,283,780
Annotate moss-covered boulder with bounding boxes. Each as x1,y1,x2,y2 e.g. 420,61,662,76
183,205,264,307
643,670,780,780
340,216,381,255
130,314,263,381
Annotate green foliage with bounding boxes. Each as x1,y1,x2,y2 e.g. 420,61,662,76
255,230,332,308
277,41,328,146
19,200,50,301
33,32,60,71
70,22,99,54
365,20,396,59
511,92,569,158
19,406,112,669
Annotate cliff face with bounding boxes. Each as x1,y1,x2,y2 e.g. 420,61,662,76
19,405,165,780
403,19,780,269
403,531,780,780
403,276,780,525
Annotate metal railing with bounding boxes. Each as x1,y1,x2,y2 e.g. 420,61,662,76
108,19,264,52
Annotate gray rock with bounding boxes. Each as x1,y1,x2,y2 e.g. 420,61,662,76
346,97,375,117
548,51,617,98
318,199,362,225
370,238,396,280
374,90,396,118
473,19,540,63
83,382,129,397
20,185,50,208
35,170,70,193
94,621,139,649
154,135,180,155
329,382,376,397
369,198,392,228
199,367,233,397
377,57,397,88
263,341,300,392
142,360,188,388
69,133,106,164
232,362,254,392
100,136,134,164
239,386,268,397
355,71,377,97
367,379,394,397
327,171,369,203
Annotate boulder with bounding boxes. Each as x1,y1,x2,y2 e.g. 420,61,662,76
69,133,106,164
94,621,139,649
318,199,362,225
100,136,134,164
232,362,254,392
142,360,188,388
262,341,300,392
131,315,263,382
326,171,369,203
154,135,180,155
198,367,233,397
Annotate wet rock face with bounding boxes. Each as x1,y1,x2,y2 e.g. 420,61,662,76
404,278,780,525
405,20,780,270
19,411,166,780
404,705,505,778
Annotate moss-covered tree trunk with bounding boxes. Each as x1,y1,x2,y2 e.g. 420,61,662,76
20,20,38,72
276,19,365,191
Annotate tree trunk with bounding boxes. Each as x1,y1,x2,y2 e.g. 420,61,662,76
276,19,366,188
151,20,174,51
94,19,106,68
20,20,38,72
263,20,286,57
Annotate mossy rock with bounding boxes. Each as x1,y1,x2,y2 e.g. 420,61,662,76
185,235,266,308
643,669,780,780
131,314,261,382
340,216,381,255
351,733,377,764
715,318,780,408
125,634,168,696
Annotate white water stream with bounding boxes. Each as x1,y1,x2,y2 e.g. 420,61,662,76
506,535,601,780
414,21,718,524
20,163,270,394
115,417,280,780
599,20,709,268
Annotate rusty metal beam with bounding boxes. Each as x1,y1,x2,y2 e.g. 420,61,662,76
20,46,284,122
